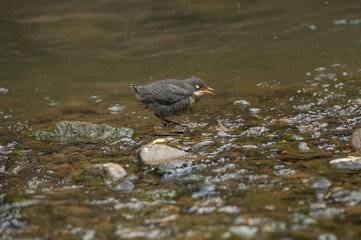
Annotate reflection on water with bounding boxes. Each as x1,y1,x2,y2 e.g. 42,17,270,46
1,0,361,239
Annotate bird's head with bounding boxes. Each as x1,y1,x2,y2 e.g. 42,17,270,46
185,76,214,97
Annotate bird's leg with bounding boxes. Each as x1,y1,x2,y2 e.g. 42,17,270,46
154,113,183,126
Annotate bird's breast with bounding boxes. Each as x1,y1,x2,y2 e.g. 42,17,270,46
189,95,197,106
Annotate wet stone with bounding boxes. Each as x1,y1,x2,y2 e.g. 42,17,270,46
115,226,163,239
311,178,332,189
229,225,258,238
289,213,317,231
331,189,361,206
139,143,193,166
241,126,269,136
0,88,8,94
192,184,218,198
218,206,239,214
87,163,126,183
108,104,125,114
233,99,250,108
113,179,134,193
283,134,304,141
141,172,161,184
261,221,286,233
350,128,361,152
35,120,134,142
242,144,258,149
273,165,296,176
157,160,192,175
329,157,361,170
318,233,338,240
310,207,345,218
249,108,261,114
193,140,214,150
299,142,310,152
297,124,319,134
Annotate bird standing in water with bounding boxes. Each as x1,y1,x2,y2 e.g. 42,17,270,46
130,76,214,125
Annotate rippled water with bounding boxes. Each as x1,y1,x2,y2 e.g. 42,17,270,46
1,0,361,239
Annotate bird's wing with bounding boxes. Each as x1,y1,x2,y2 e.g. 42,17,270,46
141,83,193,105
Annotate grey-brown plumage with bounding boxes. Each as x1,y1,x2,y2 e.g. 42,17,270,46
130,76,214,124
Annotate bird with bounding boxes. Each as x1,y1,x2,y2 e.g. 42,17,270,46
130,76,214,125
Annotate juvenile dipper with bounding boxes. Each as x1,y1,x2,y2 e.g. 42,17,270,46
130,76,214,125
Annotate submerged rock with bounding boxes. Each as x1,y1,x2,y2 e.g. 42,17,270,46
87,163,127,183
329,157,361,170
35,120,133,142
140,143,193,166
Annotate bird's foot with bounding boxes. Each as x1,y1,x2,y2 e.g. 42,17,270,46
163,121,182,127
154,114,189,129
164,121,191,129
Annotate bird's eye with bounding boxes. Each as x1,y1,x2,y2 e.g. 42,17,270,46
196,85,200,89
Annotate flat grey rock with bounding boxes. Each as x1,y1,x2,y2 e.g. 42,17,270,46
329,157,361,170
140,143,192,166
